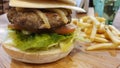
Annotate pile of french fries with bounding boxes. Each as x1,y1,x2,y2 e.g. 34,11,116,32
73,16,120,51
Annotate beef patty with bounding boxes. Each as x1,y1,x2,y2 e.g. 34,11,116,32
7,8,71,30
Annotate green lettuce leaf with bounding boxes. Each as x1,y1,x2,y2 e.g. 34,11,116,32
8,30,73,52
60,38,74,52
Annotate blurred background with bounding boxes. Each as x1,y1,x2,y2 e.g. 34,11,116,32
0,0,9,15
93,0,120,24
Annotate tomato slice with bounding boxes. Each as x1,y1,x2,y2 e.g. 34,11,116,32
54,24,76,34
8,24,76,34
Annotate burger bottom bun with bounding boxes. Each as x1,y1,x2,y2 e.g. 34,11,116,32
2,44,74,64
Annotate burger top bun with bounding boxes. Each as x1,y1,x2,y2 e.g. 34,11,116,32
10,0,85,12
58,0,76,5
10,0,75,8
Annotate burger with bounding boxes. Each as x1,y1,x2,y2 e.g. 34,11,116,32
2,0,83,64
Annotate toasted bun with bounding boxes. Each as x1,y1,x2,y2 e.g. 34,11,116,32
10,0,75,8
9,0,85,12
2,44,74,64
56,0,76,5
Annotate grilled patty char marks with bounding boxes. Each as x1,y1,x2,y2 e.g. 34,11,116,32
7,8,71,30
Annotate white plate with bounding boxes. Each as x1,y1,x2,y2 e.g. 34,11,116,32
0,14,9,43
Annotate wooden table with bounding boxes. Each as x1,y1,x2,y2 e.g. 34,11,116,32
1,9,120,68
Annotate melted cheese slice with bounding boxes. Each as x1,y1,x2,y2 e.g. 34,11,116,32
10,0,75,8
9,0,85,12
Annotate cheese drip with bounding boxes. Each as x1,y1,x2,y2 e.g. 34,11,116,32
50,9,68,24
34,10,51,29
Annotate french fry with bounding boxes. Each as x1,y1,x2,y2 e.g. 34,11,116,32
77,16,120,51
86,43,115,50
90,22,97,41
96,34,105,38
98,23,105,34
109,25,120,36
105,26,120,45
87,19,92,23
79,18,83,23
81,16,89,22
78,19,84,29
104,32,110,40
111,29,118,36
78,21,92,27
71,18,78,26
89,16,100,25
117,46,120,49
79,23,92,27
111,30,120,40
94,37,109,43
96,17,106,23
84,27,92,35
